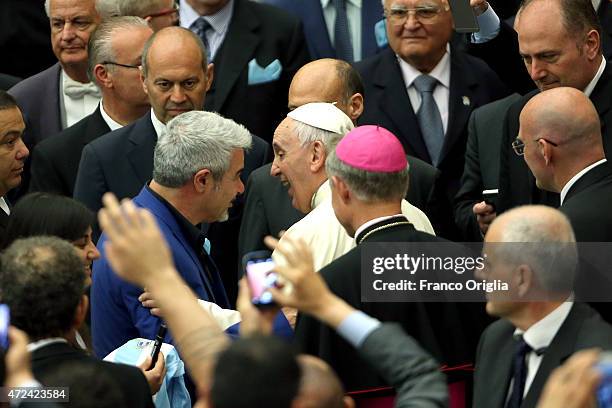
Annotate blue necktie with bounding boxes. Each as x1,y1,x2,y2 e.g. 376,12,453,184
506,335,532,408
191,17,212,62
332,0,354,62
413,74,444,167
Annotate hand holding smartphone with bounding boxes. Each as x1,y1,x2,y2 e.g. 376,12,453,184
242,251,278,307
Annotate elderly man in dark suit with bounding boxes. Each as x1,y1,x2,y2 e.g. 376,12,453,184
355,0,509,239
0,236,158,408
179,0,310,142
74,26,270,305
473,205,612,408
30,17,153,197
0,92,29,238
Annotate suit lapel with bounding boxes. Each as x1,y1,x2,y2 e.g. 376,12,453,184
563,161,611,203
126,115,157,185
489,338,515,408
361,0,384,57
82,107,111,145
212,0,260,112
303,0,335,58
373,49,431,161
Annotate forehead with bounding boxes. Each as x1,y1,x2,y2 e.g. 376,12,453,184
147,36,204,77
517,3,567,51
0,108,25,136
49,0,97,17
385,0,443,7
273,119,299,148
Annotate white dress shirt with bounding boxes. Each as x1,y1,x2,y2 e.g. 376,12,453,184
560,159,607,205
180,0,234,61
99,101,123,132
398,48,451,134
0,197,10,216
150,109,166,139
60,70,100,128
320,0,363,61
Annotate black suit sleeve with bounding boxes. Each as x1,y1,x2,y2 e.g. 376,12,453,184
238,172,269,264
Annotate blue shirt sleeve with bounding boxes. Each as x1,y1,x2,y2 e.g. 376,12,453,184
336,311,382,348
471,5,501,43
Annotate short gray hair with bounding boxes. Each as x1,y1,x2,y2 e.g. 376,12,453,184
87,16,149,83
96,0,170,19
44,0,50,16
141,27,208,78
326,148,409,202
153,111,252,188
293,120,344,153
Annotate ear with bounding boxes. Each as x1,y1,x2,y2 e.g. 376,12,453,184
538,139,553,166
309,140,327,172
193,168,213,193
515,264,534,299
73,294,89,330
205,63,214,92
141,69,149,96
347,93,364,122
583,29,601,61
93,64,112,89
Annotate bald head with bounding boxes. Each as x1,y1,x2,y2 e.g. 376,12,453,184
489,205,575,244
297,355,351,408
288,59,364,122
141,26,207,78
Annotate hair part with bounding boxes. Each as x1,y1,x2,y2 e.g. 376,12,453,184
326,148,409,202
153,111,252,188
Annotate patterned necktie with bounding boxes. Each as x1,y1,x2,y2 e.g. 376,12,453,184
506,335,532,408
191,17,212,62
413,74,444,167
331,0,354,62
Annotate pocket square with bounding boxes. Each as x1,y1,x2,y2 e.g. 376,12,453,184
248,58,282,85
375,19,389,48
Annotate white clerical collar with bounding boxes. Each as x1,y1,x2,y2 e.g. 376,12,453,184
99,101,123,131
0,197,9,215
354,213,404,242
150,109,166,139
27,337,68,353
513,299,573,352
321,0,362,8
310,180,331,211
560,158,607,205
398,44,451,91
584,57,606,97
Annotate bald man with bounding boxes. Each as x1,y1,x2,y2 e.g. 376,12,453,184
518,87,612,242
474,205,612,408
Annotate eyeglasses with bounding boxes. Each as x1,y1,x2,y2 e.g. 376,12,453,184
512,137,559,156
146,3,179,19
101,61,141,70
383,4,449,26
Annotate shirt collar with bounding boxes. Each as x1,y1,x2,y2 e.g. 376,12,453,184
27,337,68,353
181,0,234,34
584,57,606,97
514,300,573,352
320,0,362,8
354,213,405,242
560,158,607,205
99,101,123,131
310,180,332,210
150,109,166,139
398,45,451,90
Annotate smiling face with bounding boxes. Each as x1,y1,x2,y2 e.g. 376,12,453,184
0,107,28,197
384,0,453,72
49,0,100,70
71,226,100,287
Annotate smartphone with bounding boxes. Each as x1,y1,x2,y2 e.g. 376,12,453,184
597,352,612,407
482,189,499,210
149,323,167,370
0,305,9,350
448,0,480,33
242,251,278,307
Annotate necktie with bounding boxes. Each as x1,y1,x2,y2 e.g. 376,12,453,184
506,335,532,408
64,82,101,99
413,74,444,167
332,0,354,62
191,17,212,62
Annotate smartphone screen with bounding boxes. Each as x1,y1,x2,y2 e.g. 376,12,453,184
245,258,277,306
0,305,9,350
448,0,480,33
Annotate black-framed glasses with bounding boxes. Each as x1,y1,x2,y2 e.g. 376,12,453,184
383,4,449,26
512,137,559,156
101,61,141,70
146,3,179,19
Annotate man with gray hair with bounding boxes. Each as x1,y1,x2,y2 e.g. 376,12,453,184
473,205,612,408
91,111,254,358
271,102,434,272
96,0,179,31
30,16,153,197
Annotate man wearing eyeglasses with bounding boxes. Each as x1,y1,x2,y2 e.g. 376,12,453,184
29,17,153,197
355,0,509,240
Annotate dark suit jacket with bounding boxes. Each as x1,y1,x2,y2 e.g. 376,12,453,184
30,106,110,197
262,0,385,61
453,93,521,241
31,342,153,408
294,217,485,391
0,204,9,240
473,303,612,408
497,62,612,214
356,47,509,238
0,73,20,90
74,112,271,306
203,0,310,141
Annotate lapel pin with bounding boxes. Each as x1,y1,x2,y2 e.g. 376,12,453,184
462,96,471,106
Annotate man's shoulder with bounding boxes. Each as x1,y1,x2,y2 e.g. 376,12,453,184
35,115,91,155
479,318,515,349
355,48,393,74
239,0,302,28
86,119,138,152
8,63,60,99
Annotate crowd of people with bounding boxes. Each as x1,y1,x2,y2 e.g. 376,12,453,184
1,0,612,406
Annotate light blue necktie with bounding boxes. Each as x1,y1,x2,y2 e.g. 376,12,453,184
332,0,354,62
191,17,212,62
413,74,444,167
